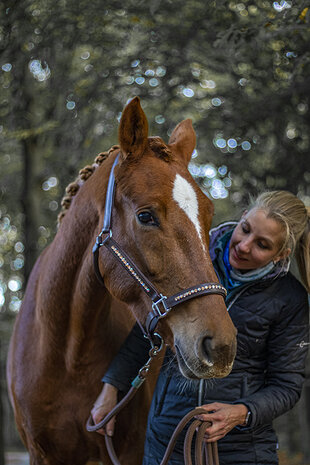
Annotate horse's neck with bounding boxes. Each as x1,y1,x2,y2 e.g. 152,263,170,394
34,171,134,372
36,193,110,367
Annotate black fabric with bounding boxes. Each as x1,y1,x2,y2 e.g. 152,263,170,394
102,225,309,465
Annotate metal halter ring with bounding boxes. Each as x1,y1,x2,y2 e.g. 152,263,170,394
151,294,171,318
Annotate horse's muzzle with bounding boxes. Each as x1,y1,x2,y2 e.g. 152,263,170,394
175,332,237,379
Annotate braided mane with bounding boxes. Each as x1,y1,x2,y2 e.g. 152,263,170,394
57,137,173,225
57,145,119,225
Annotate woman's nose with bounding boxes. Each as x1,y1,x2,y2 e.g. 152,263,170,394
239,239,251,253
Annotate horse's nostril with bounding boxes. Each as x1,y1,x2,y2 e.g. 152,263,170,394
202,336,214,366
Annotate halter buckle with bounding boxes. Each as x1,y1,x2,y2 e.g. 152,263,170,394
92,229,112,253
152,294,170,318
99,228,113,240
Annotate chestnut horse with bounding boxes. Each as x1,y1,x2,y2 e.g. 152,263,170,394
7,97,236,465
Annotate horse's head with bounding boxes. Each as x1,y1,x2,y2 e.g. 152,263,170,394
95,97,236,379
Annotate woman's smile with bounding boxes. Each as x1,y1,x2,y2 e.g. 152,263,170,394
231,246,247,264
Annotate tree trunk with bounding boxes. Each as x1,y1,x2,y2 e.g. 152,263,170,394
21,137,40,281
0,340,5,465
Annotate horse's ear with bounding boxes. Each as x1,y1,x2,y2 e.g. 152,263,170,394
118,97,148,159
168,119,196,165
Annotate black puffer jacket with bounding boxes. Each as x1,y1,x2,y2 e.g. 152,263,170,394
103,224,309,465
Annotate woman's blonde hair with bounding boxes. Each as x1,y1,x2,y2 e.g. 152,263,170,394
251,190,310,293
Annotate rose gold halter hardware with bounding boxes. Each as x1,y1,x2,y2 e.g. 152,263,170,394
92,153,227,342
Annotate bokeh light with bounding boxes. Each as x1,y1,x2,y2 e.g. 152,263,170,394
211,98,222,107
273,1,291,12
135,77,145,85
8,278,22,292
131,59,140,67
66,101,76,110
241,141,251,150
149,78,159,87
227,139,237,149
155,115,165,124
214,138,226,149
183,88,195,98
189,162,231,199
29,59,51,81
42,176,58,191
2,63,12,72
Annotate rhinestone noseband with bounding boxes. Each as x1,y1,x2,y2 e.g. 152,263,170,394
93,153,227,342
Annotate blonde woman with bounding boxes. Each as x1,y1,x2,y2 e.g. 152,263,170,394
92,190,310,465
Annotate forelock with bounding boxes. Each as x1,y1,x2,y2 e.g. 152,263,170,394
148,137,173,162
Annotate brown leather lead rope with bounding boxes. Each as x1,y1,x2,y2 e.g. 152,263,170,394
86,344,220,464
87,405,219,465
158,407,219,465
86,386,138,433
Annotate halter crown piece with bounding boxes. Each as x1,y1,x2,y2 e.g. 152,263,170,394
93,153,227,344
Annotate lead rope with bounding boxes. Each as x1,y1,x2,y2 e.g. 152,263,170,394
86,341,220,465
87,406,219,465
159,407,219,465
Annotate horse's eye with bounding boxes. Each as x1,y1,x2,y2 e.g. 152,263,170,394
137,211,158,226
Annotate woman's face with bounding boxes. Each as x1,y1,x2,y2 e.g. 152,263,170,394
229,208,291,271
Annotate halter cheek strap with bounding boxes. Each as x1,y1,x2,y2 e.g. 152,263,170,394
93,153,227,342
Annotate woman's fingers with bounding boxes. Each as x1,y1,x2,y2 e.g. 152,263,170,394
203,423,227,442
91,405,116,436
196,402,247,442
203,422,225,438
204,433,225,443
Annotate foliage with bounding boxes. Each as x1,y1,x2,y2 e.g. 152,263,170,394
278,450,310,465
1,0,310,333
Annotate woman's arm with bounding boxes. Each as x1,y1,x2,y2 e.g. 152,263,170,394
235,295,309,428
198,292,309,441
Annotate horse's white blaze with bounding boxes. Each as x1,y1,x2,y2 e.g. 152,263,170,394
173,174,205,250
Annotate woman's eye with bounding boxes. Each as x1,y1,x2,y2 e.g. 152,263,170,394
137,211,158,226
257,242,268,250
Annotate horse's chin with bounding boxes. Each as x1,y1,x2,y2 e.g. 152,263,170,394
175,345,233,380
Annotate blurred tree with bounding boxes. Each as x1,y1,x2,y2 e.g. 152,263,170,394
0,341,4,465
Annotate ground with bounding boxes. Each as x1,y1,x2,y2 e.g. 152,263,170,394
4,453,102,465
5,451,310,464
5,452,28,465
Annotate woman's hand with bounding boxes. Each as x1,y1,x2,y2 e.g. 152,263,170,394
91,383,118,436
195,402,248,442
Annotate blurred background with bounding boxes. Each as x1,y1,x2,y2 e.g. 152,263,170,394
0,0,309,463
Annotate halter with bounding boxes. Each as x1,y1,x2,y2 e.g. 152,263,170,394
93,153,227,343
